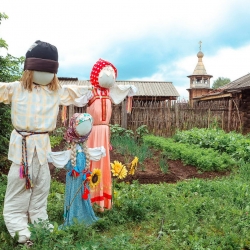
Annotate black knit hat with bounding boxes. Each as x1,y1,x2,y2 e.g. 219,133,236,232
24,40,59,73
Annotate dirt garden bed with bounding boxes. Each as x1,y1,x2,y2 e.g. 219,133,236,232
0,141,230,184
49,144,230,184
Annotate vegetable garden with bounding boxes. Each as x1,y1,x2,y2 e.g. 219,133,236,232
1,126,250,249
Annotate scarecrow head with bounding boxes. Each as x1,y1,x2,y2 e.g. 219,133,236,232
65,113,93,143
21,40,60,91
90,58,117,91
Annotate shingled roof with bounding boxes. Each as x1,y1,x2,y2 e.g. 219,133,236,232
59,78,180,98
192,51,208,75
222,73,250,91
192,73,250,101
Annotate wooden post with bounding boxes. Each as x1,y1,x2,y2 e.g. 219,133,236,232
167,100,171,135
228,99,232,131
121,99,127,129
208,108,210,128
175,101,179,130
221,111,224,130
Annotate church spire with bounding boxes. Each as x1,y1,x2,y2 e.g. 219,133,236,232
193,41,207,75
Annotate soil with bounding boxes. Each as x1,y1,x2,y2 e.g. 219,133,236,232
48,141,230,185
110,149,230,184
0,141,230,184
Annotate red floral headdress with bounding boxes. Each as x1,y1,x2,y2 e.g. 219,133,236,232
90,58,117,91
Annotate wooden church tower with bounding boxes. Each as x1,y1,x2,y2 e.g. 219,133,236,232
187,41,213,106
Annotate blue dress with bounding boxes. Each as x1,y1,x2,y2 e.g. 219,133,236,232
62,146,98,227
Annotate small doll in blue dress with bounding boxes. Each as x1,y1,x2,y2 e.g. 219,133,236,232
48,113,105,227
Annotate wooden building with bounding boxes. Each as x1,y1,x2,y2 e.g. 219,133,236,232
58,77,180,128
58,78,180,102
192,73,250,133
187,44,213,107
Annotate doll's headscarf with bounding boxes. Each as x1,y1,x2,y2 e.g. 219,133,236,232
90,58,117,91
64,113,93,143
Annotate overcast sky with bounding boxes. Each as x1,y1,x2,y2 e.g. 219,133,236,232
1,0,250,99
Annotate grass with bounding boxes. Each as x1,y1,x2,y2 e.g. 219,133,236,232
1,167,250,249
1,133,250,249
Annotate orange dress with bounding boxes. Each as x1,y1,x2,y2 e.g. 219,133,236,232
87,90,112,210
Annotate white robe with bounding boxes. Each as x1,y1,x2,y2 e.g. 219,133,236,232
3,146,105,243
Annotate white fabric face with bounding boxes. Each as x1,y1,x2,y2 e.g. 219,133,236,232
98,66,116,89
76,119,92,136
33,71,54,85
75,113,93,136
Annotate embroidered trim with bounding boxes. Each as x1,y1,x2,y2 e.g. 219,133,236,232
101,98,106,121
88,88,111,121
91,193,112,202
88,95,110,106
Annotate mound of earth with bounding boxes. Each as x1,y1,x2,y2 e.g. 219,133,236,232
48,143,230,184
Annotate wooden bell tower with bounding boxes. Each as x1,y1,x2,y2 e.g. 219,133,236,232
187,41,213,106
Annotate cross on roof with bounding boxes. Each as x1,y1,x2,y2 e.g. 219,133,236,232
199,41,202,51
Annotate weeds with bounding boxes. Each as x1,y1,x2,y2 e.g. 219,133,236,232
159,155,169,174
111,134,152,172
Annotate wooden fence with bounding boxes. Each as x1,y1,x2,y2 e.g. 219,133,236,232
58,98,242,137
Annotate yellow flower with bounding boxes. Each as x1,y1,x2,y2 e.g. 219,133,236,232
111,161,128,179
129,156,139,175
89,169,101,188
129,166,135,175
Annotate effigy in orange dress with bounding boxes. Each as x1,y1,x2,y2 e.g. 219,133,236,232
87,89,112,210
87,58,137,211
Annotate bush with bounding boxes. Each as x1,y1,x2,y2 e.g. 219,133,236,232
0,104,13,168
50,136,63,149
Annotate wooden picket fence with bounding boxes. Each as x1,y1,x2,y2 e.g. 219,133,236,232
120,99,242,137
58,98,242,137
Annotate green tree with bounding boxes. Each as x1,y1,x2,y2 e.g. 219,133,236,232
0,12,8,49
212,77,231,89
0,53,24,82
0,13,24,167
0,13,24,82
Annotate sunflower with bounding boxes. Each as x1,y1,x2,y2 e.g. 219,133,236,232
89,169,101,188
111,160,128,179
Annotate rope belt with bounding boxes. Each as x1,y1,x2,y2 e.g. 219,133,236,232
15,129,48,189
